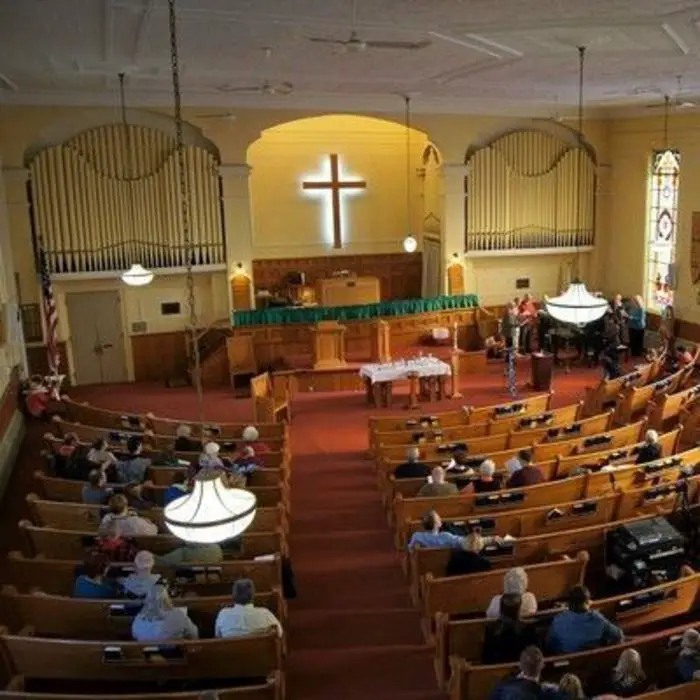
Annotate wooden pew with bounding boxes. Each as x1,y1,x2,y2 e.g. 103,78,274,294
25,494,289,536
6,551,283,597
251,373,290,425
448,621,690,700
19,521,288,560
62,396,287,441
614,367,691,425
420,552,589,641
34,471,289,510
0,585,288,640
506,410,613,449
0,628,283,685
679,396,700,446
49,419,287,456
581,359,660,417
378,433,510,464
434,567,700,688
647,383,700,432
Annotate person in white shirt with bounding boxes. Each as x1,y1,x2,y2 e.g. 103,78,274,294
199,441,224,470
214,578,282,639
131,584,199,642
98,493,158,537
118,550,162,598
486,566,538,619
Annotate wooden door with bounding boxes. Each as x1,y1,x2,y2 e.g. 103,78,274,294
66,291,128,385
423,235,442,298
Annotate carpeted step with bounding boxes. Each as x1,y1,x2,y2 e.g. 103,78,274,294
288,608,424,649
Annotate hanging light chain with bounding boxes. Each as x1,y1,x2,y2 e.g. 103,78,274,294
169,0,203,421
119,73,138,267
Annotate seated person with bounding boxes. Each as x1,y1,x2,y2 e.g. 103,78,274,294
174,424,198,452
82,468,113,506
610,648,651,697
486,567,538,619
506,450,543,488
215,578,283,638
677,345,694,367
87,438,117,467
240,425,270,455
393,446,431,480
99,493,158,537
163,472,189,506
51,432,85,479
445,530,493,577
407,509,465,549
482,593,538,664
417,466,458,497
488,645,564,700
155,542,224,566
677,628,700,682
485,331,506,358
446,448,474,475
131,584,199,641
229,446,261,478
635,429,661,465
24,376,51,418
199,441,224,469
547,584,623,654
118,550,163,598
73,552,117,599
461,459,502,494
116,436,152,484
556,674,587,700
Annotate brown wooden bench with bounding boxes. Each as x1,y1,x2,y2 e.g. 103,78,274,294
435,567,700,688
6,551,283,597
251,373,290,425
648,383,700,432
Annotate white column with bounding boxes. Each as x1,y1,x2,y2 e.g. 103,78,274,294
220,163,254,310
441,163,472,295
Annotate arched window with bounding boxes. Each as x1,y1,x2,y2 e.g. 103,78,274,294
645,149,680,309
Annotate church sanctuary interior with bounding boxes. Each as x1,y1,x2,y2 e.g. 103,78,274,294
6,1,700,699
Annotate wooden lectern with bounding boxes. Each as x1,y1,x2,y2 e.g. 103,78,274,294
311,321,347,370
530,352,554,391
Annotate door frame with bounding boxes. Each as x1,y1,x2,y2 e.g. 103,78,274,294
422,233,443,298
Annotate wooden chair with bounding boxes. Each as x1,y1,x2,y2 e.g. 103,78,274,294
227,335,258,393
251,373,291,424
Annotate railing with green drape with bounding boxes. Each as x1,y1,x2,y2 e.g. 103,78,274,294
232,294,480,328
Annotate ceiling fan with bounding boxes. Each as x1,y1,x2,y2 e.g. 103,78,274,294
308,0,430,52
218,80,294,96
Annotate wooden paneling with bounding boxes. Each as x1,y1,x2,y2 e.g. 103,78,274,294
131,332,188,383
0,366,20,441
252,253,422,301
26,343,71,386
232,273,253,311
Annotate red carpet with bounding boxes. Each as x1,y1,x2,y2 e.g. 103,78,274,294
56,361,596,699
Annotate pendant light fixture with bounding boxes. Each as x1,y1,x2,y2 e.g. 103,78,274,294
544,47,607,326
163,0,256,544
117,73,154,287
402,95,418,253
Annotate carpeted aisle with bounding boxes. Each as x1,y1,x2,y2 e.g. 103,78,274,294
51,362,601,699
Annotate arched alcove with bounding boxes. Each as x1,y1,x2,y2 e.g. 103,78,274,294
24,109,224,274
464,119,597,253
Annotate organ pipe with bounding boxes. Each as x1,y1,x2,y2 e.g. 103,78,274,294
29,123,224,274
465,128,596,252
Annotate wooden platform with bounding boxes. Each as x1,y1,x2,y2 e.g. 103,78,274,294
275,350,487,394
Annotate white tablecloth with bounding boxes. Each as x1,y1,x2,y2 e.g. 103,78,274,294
359,358,451,384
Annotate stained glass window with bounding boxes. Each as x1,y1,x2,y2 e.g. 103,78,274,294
646,149,680,309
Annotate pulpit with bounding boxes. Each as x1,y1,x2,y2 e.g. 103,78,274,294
530,352,554,391
311,321,347,370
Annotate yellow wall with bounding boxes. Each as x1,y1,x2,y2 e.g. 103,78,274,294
248,115,428,258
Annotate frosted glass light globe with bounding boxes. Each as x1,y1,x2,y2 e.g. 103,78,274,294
403,235,418,253
544,280,608,326
121,263,154,287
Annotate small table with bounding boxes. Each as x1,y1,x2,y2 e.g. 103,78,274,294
359,358,451,408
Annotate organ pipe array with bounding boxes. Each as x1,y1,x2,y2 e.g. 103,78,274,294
465,128,596,252
29,124,224,274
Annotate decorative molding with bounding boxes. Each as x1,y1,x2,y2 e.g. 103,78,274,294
219,163,252,179
52,264,227,283
465,245,595,259
1,167,29,183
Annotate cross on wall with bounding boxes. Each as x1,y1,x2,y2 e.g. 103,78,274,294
302,153,367,249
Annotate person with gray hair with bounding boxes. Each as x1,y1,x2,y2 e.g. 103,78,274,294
393,445,430,480
462,459,502,495
214,578,282,639
636,429,662,465
485,567,538,619
174,424,197,452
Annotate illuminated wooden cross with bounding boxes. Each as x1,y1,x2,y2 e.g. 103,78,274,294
302,153,366,249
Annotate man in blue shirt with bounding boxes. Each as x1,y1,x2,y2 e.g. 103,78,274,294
489,646,565,700
407,510,465,549
547,584,623,654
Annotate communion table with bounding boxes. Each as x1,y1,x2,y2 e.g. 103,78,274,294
317,276,380,308
359,357,451,408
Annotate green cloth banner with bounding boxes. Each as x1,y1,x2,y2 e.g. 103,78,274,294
232,294,480,327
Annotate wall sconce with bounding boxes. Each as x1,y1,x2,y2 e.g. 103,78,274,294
232,262,246,277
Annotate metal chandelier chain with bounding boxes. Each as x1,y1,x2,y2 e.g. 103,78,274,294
119,73,139,265
169,0,203,421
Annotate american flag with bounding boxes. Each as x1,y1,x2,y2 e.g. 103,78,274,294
39,245,60,375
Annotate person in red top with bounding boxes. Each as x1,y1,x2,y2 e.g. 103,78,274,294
677,345,694,367
517,293,537,354
505,450,544,489
240,426,270,454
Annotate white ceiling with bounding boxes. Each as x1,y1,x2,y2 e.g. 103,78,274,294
3,0,700,116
